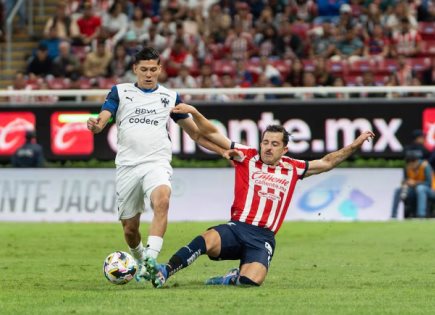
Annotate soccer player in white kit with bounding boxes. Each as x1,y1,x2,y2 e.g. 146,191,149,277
87,47,226,280
145,104,375,288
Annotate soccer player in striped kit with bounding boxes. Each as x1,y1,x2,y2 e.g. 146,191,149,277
146,104,375,288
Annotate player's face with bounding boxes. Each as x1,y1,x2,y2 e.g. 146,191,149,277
260,132,288,166
133,59,161,90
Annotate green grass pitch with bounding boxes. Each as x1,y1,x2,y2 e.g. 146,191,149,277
1,221,435,315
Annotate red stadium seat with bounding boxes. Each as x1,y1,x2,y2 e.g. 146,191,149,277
327,60,347,74
291,22,310,38
418,22,435,40
70,45,89,62
302,59,315,72
374,74,388,85
343,74,361,86
98,77,118,89
408,57,431,72
46,78,70,89
376,59,399,74
348,59,375,74
78,77,93,89
212,60,236,76
418,40,435,57
270,59,291,77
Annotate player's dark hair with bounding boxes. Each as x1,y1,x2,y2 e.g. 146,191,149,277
262,125,290,146
134,47,160,65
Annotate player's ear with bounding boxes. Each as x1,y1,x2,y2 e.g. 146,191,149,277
282,145,288,155
132,63,138,74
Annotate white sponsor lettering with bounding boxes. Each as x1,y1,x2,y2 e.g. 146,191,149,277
54,122,87,150
0,118,34,151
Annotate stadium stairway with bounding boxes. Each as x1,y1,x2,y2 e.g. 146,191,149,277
0,0,58,89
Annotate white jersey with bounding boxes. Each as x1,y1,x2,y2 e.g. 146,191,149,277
102,83,186,166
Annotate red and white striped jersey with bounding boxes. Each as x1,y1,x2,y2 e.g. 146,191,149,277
230,143,308,234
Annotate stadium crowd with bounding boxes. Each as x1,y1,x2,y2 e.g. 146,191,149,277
5,0,435,102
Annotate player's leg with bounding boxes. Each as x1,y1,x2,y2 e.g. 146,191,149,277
116,166,148,277
147,228,222,288
206,221,275,286
142,163,173,260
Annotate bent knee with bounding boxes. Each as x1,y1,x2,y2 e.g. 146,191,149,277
238,275,261,286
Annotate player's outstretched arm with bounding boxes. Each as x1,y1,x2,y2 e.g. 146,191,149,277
172,103,231,150
87,110,112,134
305,131,375,178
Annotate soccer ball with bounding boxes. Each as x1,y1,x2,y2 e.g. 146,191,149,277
103,251,138,285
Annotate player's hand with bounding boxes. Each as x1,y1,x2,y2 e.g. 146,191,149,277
87,117,102,134
171,103,197,115
223,149,244,161
355,131,375,145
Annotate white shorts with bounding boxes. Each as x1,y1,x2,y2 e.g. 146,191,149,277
116,162,173,220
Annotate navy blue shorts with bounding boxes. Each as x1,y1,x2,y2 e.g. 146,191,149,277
208,220,276,269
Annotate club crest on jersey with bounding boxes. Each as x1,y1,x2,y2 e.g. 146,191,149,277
161,97,169,107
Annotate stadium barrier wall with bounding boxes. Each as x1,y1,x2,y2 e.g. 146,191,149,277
0,99,434,162
0,168,403,222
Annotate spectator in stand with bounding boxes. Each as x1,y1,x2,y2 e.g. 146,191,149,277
195,62,221,88
391,17,422,57
26,43,53,78
127,5,152,43
417,0,435,21
254,6,275,34
356,71,386,98
330,76,346,98
11,130,44,168
257,24,281,58
161,37,194,77
384,1,417,33
285,59,305,86
224,22,255,61
39,27,61,60
107,43,132,78
220,73,240,101
395,54,414,86
204,3,231,43
275,21,305,59
74,1,102,46
157,9,177,38
332,28,364,62
360,3,383,41
43,1,78,41
288,0,318,23
300,72,325,99
142,24,168,53
101,0,128,46
52,41,81,78
308,22,338,58
391,150,435,219
170,64,197,101
258,56,282,86
135,0,160,18
164,0,188,20
234,2,253,33
313,0,348,24
385,73,401,99
234,59,254,87
83,39,112,78
313,57,335,86
336,4,359,37
422,57,435,85
363,23,390,60
0,1,4,42
7,72,35,104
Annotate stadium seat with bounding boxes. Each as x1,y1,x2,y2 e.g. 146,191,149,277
46,78,70,89
343,74,361,86
418,40,435,57
291,22,310,38
327,60,347,74
212,60,236,76
408,57,431,72
78,77,93,89
98,77,118,89
376,59,399,74
70,45,89,62
270,59,291,77
302,59,315,72
418,22,435,40
348,59,375,75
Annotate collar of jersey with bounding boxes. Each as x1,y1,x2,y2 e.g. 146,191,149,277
135,83,159,93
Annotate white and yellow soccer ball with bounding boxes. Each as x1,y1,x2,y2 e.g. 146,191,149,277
103,251,138,285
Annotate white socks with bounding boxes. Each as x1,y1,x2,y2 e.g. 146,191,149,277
146,235,163,259
129,241,146,263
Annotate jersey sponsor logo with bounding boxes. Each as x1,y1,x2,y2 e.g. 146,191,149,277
51,112,94,155
130,107,159,125
0,112,35,155
258,190,281,201
160,92,171,97
251,171,289,192
423,108,435,150
126,96,134,102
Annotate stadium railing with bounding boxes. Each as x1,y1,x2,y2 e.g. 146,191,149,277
1,86,435,104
